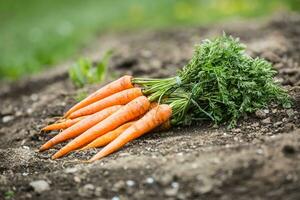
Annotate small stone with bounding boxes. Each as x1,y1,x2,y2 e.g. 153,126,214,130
256,149,263,155
15,111,23,117
22,146,30,150
2,115,14,123
26,108,33,115
29,180,50,193
286,109,294,117
159,174,173,186
65,167,77,174
261,117,271,124
94,187,103,196
171,182,179,188
263,109,270,114
112,196,120,200
74,176,81,183
255,110,266,119
232,128,241,133
164,187,178,197
113,180,125,191
146,177,154,184
252,122,259,127
79,184,95,197
126,180,135,187
274,121,282,127
22,172,29,176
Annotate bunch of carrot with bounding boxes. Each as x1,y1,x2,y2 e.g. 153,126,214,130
40,76,172,162
40,34,289,162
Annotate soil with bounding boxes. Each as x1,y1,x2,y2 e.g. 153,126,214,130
1,13,300,200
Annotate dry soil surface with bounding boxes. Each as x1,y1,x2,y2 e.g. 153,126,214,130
1,14,300,200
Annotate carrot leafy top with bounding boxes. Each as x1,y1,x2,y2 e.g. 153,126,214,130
133,34,291,127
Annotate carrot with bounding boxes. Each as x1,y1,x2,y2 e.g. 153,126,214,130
68,88,142,119
64,75,133,118
52,96,150,159
42,116,86,131
39,105,122,151
80,121,135,150
88,104,172,162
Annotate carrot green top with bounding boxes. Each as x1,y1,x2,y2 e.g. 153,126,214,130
133,34,291,127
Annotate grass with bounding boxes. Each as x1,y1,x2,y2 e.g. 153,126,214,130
0,0,299,80
68,50,112,88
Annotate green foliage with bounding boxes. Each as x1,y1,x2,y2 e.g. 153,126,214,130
4,191,14,199
74,91,88,102
68,50,112,88
0,0,299,80
134,34,291,127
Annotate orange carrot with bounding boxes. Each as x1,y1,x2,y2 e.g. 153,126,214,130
88,104,172,162
64,75,133,118
68,88,142,119
39,105,122,151
42,116,86,131
80,121,135,150
52,96,150,159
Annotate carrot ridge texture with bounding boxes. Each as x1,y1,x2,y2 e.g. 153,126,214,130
68,88,142,119
52,96,151,159
42,116,86,131
89,104,172,162
64,75,133,117
39,105,122,151
81,121,135,150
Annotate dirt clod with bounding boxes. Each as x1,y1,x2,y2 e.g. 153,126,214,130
29,180,50,193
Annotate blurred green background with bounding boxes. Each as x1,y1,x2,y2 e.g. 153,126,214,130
0,0,299,80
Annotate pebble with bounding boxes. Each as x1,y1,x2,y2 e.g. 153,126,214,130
286,109,294,117
159,174,173,186
126,180,135,187
26,108,33,115
15,111,23,117
29,180,50,193
113,180,125,191
2,115,14,123
146,177,154,184
164,187,179,197
65,167,78,174
256,149,263,155
171,182,179,188
112,196,120,200
255,110,266,119
231,128,241,133
73,176,81,183
261,117,271,124
79,184,95,197
94,187,103,196
274,121,282,127
22,146,30,150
